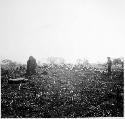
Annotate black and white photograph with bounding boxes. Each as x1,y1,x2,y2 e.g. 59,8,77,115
0,0,124,118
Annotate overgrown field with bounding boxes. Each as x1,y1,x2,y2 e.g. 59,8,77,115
1,63,124,117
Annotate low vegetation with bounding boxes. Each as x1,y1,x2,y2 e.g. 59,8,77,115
1,58,124,117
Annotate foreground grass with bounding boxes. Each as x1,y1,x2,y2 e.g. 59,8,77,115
1,66,124,117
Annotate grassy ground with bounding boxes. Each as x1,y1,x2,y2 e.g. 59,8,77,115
1,64,124,117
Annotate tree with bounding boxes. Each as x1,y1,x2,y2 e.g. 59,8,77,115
47,57,57,65
47,57,65,65
76,59,84,65
113,58,123,65
26,56,37,77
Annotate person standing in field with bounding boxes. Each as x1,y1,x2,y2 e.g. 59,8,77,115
107,57,112,76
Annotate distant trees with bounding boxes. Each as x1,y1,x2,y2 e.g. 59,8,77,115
113,58,124,67
76,59,84,65
47,57,65,65
76,58,89,68
47,57,57,65
1,59,17,79
1,59,16,71
26,56,37,77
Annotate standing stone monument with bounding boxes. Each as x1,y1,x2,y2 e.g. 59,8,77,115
107,57,112,76
26,56,37,77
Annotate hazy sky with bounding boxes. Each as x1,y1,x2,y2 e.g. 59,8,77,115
0,0,125,63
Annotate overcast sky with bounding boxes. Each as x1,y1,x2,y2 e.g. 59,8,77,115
0,0,125,63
